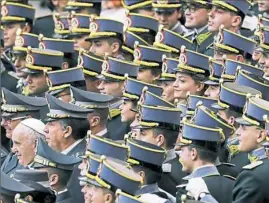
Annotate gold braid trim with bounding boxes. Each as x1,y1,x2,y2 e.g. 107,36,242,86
102,71,126,81
54,29,70,34
139,121,159,127
134,60,160,67
221,74,236,80
122,46,134,54
67,2,93,7
89,32,117,38
153,42,179,53
71,28,91,33
83,69,99,77
123,92,139,100
212,0,238,12
128,27,150,33
109,108,121,118
49,84,70,91
215,43,239,54
13,46,27,51
242,114,260,126
25,64,52,71
47,113,70,119
217,100,229,109
1,16,25,21
1,105,28,112
161,72,176,78
177,64,205,73
122,0,152,10
152,3,181,8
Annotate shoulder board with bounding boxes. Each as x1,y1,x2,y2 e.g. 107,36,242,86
7,71,19,80
206,42,214,50
220,162,236,167
243,160,263,170
223,175,236,180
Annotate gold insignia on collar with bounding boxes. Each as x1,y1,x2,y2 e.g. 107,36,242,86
15,36,24,47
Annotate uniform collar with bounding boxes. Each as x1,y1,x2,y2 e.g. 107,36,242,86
164,149,177,163
135,183,159,195
171,21,186,35
183,165,220,180
248,147,268,163
61,139,83,155
95,128,108,136
195,25,208,35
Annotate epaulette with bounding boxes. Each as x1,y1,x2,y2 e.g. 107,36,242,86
220,162,236,167
243,160,263,170
196,32,212,45
22,85,30,96
7,71,19,80
223,175,236,180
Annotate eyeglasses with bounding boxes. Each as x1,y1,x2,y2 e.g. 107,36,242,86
183,4,208,13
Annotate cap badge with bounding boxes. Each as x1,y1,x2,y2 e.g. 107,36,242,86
39,42,46,49
134,48,142,60
26,54,34,65
15,36,24,47
71,17,79,29
155,31,164,43
216,32,224,44
179,53,188,65
102,60,110,73
1,6,8,17
89,22,98,32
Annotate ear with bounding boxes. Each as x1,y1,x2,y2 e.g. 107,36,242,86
22,24,31,33
231,15,242,28
196,82,205,92
49,174,59,188
138,170,146,183
104,193,113,203
228,116,235,126
257,129,267,144
63,126,72,139
91,116,101,127
156,134,165,147
190,147,198,161
62,62,69,69
177,10,182,19
235,55,245,63
153,74,161,81
111,42,120,54
119,81,125,92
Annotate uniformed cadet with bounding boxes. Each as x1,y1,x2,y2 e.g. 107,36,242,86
13,169,56,203
257,0,269,18
44,93,90,155
122,0,154,17
154,25,193,57
126,138,175,203
152,0,188,35
191,103,239,177
21,47,64,96
0,28,18,93
1,88,47,176
203,58,224,99
176,120,234,203
65,0,102,15
46,67,86,103
173,46,209,104
34,0,68,37
208,0,251,34
133,42,171,83
122,30,150,61
80,155,142,203
39,35,78,69
213,25,257,63
69,12,92,50
32,137,81,203
77,50,103,92
183,0,214,56
53,13,71,39
70,86,114,138
124,11,159,45
11,29,39,94
0,171,35,203
211,82,262,171
120,76,163,124
156,56,179,103
97,56,139,140
1,1,35,71
134,101,187,196
87,16,125,59
258,25,269,79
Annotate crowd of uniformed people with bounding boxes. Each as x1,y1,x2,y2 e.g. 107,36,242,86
1,0,269,203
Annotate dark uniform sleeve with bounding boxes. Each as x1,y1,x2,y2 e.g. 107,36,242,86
232,170,264,203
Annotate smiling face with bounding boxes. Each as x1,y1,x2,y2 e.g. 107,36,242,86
154,9,180,30
3,23,22,48
12,124,37,166
1,115,26,139
160,80,175,103
258,0,269,12
236,125,265,152
184,4,209,29
97,80,124,97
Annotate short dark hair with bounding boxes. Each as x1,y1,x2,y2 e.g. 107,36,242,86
21,191,56,203
188,144,218,163
223,108,242,129
132,165,161,185
102,187,115,202
46,167,72,189
152,128,178,149
92,108,109,125
58,118,89,140
137,32,155,45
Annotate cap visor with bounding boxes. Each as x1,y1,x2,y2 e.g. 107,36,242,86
21,68,42,74
1,112,15,117
204,80,219,86
235,117,253,126
211,102,226,110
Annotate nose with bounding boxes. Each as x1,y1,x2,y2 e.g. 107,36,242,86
89,44,95,53
81,184,87,193
14,58,20,68
97,80,104,90
235,126,241,137
25,74,32,84
258,54,265,65
204,87,210,97
208,9,214,18
173,78,179,88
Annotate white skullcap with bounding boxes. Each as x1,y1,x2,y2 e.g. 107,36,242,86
20,118,46,136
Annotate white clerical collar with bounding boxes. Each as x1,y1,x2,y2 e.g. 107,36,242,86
61,139,83,155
